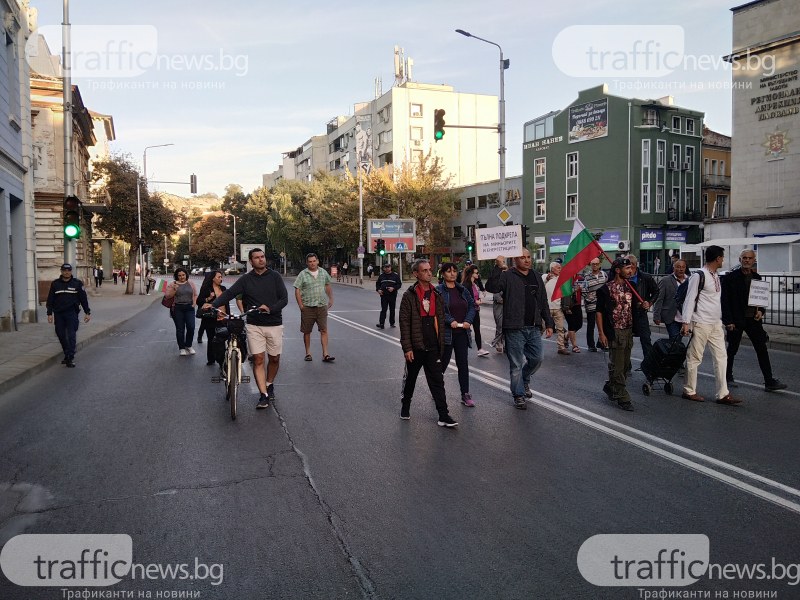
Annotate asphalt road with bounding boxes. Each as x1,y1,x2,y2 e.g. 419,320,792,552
1,281,799,599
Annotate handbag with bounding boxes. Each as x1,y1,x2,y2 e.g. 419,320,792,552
161,295,175,309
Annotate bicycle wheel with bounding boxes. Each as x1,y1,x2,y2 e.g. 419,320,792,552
227,349,240,420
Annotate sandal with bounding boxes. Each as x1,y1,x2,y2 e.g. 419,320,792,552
572,346,581,353
322,355,335,362
304,354,312,361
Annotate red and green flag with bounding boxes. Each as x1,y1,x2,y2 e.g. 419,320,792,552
550,219,604,301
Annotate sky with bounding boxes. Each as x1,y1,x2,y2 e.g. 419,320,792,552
29,0,739,198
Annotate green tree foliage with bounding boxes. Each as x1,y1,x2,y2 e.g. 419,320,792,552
191,214,234,266
91,154,178,294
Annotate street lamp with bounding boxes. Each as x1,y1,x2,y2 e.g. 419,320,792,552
135,143,173,294
455,29,508,207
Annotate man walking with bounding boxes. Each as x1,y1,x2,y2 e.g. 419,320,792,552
398,259,458,427
722,249,787,392
583,257,607,352
208,248,288,409
596,258,636,411
544,262,569,355
485,250,554,409
294,252,335,362
627,255,658,360
46,263,91,368
376,262,402,328
653,258,688,340
680,245,740,405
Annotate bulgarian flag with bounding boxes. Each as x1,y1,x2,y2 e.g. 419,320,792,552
550,218,604,301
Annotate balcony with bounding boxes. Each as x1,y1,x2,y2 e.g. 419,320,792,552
702,174,731,189
668,208,702,222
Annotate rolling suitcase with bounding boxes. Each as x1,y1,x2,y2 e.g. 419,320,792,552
640,337,686,395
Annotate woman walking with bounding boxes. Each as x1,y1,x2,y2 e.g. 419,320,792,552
196,270,229,365
564,275,584,353
164,267,198,356
462,265,490,357
437,263,477,406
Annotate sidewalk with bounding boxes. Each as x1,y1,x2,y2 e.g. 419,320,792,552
0,278,161,397
1,275,798,397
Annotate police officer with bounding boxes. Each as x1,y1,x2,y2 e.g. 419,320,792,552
46,263,91,367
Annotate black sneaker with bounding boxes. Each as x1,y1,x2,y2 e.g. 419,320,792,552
65,360,75,368
603,381,613,399
400,404,411,420
513,396,527,410
523,384,533,398
376,324,384,329
437,415,459,428
256,394,269,409
765,379,788,392
390,324,396,328
266,384,276,401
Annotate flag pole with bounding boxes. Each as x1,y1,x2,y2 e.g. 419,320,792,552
598,249,644,303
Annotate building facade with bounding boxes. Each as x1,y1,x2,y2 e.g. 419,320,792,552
0,0,36,331
522,85,704,273
705,0,800,241
701,127,732,219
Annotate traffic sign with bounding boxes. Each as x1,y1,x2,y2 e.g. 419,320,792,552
497,208,512,224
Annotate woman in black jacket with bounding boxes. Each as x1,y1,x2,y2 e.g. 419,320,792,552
196,270,230,366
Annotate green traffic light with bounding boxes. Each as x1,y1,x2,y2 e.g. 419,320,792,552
64,224,81,239
379,249,386,256
435,130,443,140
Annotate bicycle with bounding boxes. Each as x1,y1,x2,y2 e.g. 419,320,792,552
208,307,260,420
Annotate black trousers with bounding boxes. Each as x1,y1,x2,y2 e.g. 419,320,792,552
401,348,450,418
726,318,773,383
441,329,470,395
379,292,397,326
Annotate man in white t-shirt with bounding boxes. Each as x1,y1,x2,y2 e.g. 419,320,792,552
544,262,568,355
680,245,741,405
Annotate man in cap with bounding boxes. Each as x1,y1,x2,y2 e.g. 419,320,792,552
46,264,91,368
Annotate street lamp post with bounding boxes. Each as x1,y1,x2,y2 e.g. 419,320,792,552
455,29,508,207
135,143,174,294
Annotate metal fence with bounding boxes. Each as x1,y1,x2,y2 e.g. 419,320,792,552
654,273,799,328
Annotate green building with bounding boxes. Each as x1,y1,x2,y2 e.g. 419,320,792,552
522,84,704,273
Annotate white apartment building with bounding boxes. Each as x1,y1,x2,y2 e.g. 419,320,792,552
266,81,499,189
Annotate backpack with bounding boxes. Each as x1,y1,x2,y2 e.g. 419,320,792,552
674,271,704,314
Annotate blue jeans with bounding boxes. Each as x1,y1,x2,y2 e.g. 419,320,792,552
504,327,544,398
665,321,682,341
173,304,196,349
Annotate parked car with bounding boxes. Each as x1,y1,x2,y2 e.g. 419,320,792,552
224,267,241,275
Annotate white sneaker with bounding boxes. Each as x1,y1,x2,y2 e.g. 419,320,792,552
179,348,188,356
477,349,490,357
186,347,196,355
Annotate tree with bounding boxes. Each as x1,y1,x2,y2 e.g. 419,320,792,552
91,154,178,294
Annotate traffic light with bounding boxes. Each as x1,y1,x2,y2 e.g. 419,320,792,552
433,109,446,141
376,239,386,256
63,195,81,240
521,225,529,248
190,174,197,194
465,238,474,252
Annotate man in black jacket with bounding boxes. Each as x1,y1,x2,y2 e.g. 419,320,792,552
46,263,91,368
375,262,402,328
721,249,787,391
627,255,658,360
485,249,554,409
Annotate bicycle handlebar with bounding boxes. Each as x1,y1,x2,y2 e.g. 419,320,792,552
204,306,263,320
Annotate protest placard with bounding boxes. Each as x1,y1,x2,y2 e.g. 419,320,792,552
476,225,523,260
747,280,770,307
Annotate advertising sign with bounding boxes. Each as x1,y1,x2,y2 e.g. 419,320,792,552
640,229,664,250
598,230,622,251
240,243,268,271
549,234,572,254
476,225,522,260
367,219,417,253
665,230,687,249
568,98,609,143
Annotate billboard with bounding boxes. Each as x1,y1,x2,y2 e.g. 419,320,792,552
568,98,608,143
367,219,417,253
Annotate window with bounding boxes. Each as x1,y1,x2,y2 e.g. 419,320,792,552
714,195,729,218
535,199,546,222
379,130,393,145
466,197,476,210
642,140,650,167
685,146,694,171
703,194,709,218
411,149,423,163
525,114,554,142
410,103,423,118
656,184,665,212
567,152,578,178
410,126,423,141
643,109,658,126
711,159,717,175
478,195,488,209
566,194,578,219
672,116,681,132
704,158,709,175
642,184,650,213
657,141,666,167
686,119,695,135
719,160,725,176
452,226,463,239
685,188,694,212
534,158,546,177
488,192,500,207
672,144,680,165
672,187,680,212
453,199,462,211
